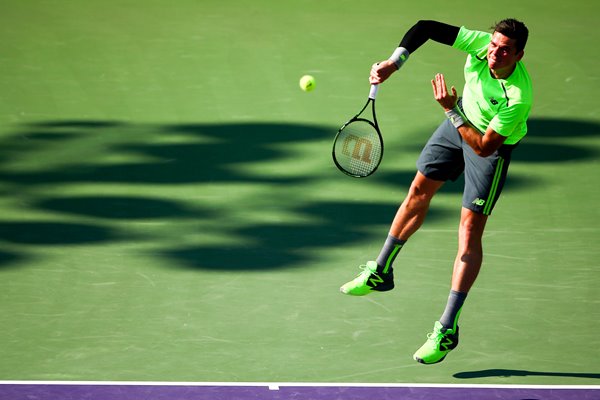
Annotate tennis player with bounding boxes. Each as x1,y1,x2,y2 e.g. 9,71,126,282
340,19,532,364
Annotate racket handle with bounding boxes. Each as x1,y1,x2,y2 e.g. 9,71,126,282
369,84,379,100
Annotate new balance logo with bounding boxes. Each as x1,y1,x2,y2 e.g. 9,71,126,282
368,273,384,287
472,198,486,206
440,337,454,351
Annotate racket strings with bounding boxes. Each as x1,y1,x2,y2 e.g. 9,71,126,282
334,120,382,177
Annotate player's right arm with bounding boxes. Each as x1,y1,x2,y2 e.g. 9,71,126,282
370,20,460,85
432,73,507,157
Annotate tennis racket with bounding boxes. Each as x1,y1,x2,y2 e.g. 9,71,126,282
332,84,383,178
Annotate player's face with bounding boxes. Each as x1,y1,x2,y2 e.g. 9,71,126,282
487,32,524,73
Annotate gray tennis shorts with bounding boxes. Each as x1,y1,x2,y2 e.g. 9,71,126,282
416,118,517,215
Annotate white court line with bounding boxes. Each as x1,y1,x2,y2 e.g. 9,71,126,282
0,381,598,390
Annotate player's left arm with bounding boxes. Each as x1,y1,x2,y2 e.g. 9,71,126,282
432,73,506,157
457,126,506,157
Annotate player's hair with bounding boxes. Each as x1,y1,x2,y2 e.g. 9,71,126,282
493,19,529,53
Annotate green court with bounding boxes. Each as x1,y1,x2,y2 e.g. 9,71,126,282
0,0,599,388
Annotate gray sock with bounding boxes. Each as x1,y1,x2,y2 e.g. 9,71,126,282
375,235,406,274
439,290,467,330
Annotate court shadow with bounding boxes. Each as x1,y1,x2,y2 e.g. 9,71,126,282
512,142,597,163
0,250,26,269
374,170,536,194
371,116,598,190
454,369,600,380
0,120,332,269
28,120,123,129
383,116,599,173
1,121,328,185
2,117,597,272
370,170,415,187
33,195,210,220
507,117,600,163
0,221,122,245
526,118,600,138
163,200,454,270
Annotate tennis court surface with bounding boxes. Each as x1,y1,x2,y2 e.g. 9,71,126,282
0,1,598,399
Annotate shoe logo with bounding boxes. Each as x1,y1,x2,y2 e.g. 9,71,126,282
368,273,384,287
440,337,454,351
472,198,486,206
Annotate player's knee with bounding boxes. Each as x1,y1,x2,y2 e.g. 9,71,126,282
459,209,487,238
407,181,435,204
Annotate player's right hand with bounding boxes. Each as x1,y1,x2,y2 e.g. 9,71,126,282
369,60,397,84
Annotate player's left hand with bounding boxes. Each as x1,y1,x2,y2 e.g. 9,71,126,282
431,73,458,111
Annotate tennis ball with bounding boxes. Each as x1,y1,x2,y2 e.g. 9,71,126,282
299,75,316,92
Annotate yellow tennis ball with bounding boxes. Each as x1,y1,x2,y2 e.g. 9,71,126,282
299,75,316,92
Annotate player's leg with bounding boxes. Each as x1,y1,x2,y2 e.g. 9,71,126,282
414,143,515,364
451,207,488,293
340,119,463,296
389,171,445,241
413,207,487,364
340,172,443,296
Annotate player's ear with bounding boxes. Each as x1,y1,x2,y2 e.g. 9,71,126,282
516,50,524,61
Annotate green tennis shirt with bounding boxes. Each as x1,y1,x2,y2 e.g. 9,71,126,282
452,27,533,145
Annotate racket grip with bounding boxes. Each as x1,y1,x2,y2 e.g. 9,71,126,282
369,84,379,100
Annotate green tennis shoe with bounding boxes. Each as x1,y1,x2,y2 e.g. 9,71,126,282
413,321,459,364
340,261,394,296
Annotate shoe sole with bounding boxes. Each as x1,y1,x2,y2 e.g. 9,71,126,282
414,355,447,365
339,285,394,296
